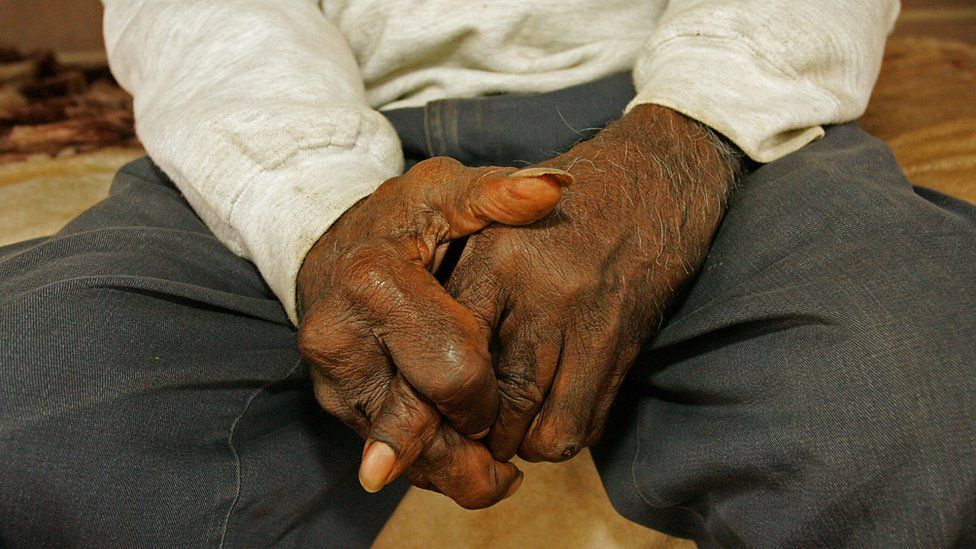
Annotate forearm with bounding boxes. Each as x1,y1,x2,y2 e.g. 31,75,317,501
103,0,404,322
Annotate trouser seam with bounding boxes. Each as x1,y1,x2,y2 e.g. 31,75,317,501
629,400,749,546
217,356,304,548
422,102,440,157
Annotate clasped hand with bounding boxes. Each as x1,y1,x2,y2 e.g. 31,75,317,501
297,105,739,508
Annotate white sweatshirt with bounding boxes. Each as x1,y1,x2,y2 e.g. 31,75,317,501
101,0,900,324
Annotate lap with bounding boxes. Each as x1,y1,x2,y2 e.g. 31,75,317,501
0,158,403,547
593,124,976,547
4,77,974,547
391,80,976,544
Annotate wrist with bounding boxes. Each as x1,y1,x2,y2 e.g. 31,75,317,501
599,105,743,201
614,104,742,169
589,104,743,283
297,197,368,319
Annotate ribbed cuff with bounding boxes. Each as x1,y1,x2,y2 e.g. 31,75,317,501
229,148,399,324
627,35,828,163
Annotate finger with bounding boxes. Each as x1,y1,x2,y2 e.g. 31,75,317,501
308,367,372,436
303,318,456,496
303,323,451,495
300,309,383,438
359,374,441,492
299,304,445,489
444,244,555,463
486,319,562,462
370,257,500,437
518,321,623,463
307,348,435,495
411,425,524,509
582,344,642,448
402,469,440,493
425,161,573,237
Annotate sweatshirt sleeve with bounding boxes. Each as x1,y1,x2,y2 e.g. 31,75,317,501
627,1,900,163
102,0,404,324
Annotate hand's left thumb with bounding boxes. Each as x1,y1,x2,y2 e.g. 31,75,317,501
438,166,573,238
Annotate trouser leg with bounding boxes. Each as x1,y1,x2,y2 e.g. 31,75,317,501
591,124,976,547
0,158,405,547
385,74,976,547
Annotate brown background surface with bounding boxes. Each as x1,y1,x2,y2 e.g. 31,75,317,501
0,0,104,53
3,0,974,52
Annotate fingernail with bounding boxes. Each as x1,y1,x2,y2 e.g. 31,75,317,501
508,167,574,186
471,427,490,440
359,441,396,493
503,472,524,500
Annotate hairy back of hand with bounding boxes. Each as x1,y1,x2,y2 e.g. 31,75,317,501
447,104,743,463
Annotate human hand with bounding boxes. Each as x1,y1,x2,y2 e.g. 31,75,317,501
296,157,572,507
446,104,742,462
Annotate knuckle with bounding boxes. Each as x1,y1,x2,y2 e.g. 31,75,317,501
404,156,458,185
425,343,490,403
498,370,543,414
335,246,408,317
420,432,452,467
520,414,586,462
445,359,489,398
374,401,438,454
296,320,333,363
373,174,404,197
556,268,601,304
296,322,320,360
297,299,332,344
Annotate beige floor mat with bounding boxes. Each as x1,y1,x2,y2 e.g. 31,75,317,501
0,148,142,245
376,451,689,549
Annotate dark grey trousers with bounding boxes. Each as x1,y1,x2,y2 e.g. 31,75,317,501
2,74,974,547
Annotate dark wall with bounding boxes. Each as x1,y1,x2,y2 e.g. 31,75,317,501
0,0,105,53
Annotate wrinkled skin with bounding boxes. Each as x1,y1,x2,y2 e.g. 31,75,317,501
297,104,741,507
447,104,742,462
296,158,571,508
